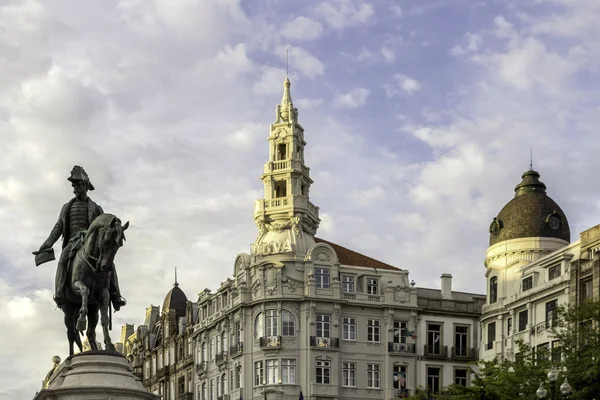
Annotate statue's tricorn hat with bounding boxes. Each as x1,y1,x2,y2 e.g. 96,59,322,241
67,165,95,191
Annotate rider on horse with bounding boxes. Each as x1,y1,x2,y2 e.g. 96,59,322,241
36,166,126,311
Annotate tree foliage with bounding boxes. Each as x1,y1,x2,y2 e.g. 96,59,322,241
405,299,600,399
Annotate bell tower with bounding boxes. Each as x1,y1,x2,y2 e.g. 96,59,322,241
252,77,320,252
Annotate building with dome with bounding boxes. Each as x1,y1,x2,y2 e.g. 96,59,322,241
480,168,600,362
118,76,485,399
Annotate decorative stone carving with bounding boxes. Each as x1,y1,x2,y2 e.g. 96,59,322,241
281,276,304,293
309,302,316,325
333,303,341,327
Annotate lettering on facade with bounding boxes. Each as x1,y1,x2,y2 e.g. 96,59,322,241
251,239,293,256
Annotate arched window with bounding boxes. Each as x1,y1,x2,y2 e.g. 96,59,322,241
201,342,207,362
216,376,221,397
202,383,206,400
254,312,264,339
490,277,498,304
221,332,227,353
282,310,295,336
221,373,227,395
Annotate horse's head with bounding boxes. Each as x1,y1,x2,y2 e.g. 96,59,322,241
88,214,129,272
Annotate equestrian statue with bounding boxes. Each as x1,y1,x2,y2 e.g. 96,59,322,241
33,166,129,355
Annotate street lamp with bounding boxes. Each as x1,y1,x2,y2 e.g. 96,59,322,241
559,378,572,399
548,367,559,399
536,382,548,399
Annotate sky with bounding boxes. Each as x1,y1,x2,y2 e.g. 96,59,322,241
2,0,600,397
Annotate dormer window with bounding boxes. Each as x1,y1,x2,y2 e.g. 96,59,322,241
315,268,330,289
522,276,533,292
367,278,379,295
548,265,561,280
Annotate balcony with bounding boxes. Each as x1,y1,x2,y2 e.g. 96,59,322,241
196,362,206,375
157,365,170,379
451,346,477,361
178,393,193,400
230,343,243,357
341,292,384,302
259,336,281,349
387,342,416,354
215,351,228,364
423,345,448,359
310,336,339,349
254,196,319,218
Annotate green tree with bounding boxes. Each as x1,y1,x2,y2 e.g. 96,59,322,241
549,299,600,400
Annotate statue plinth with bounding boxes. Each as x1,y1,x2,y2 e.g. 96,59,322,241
35,351,158,400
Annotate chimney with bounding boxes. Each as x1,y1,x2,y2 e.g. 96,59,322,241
441,274,453,299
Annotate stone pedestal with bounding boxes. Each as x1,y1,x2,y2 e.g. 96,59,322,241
34,351,159,400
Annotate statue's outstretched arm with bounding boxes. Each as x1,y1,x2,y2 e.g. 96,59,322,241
41,214,63,249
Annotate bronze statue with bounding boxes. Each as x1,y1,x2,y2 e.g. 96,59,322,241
61,213,129,354
33,166,126,311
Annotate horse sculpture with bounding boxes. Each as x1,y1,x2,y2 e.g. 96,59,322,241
62,213,129,356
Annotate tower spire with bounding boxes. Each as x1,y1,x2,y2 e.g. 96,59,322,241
530,147,533,170
173,267,179,287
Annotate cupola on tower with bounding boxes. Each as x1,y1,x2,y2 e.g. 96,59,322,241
484,167,570,306
251,77,321,259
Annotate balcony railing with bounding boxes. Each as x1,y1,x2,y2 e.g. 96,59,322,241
195,362,206,375
451,346,477,360
310,336,340,348
178,393,193,400
388,342,416,354
259,336,281,349
157,365,170,379
215,351,227,364
393,389,413,398
423,345,448,358
341,292,384,302
230,343,243,356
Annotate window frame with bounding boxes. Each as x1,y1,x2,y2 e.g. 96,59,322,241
282,310,296,337
282,359,296,384
315,267,330,289
518,310,528,332
316,314,331,338
342,362,356,387
522,276,533,292
367,364,381,389
367,319,381,343
342,317,357,341
342,275,355,292
366,278,379,295
316,360,331,384
254,361,264,386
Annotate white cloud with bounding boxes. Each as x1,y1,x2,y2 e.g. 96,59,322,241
295,97,324,110
281,16,324,41
313,0,374,30
283,46,325,78
450,32,482,56
385,73,421,96
334,87,370,109
381,46,396,63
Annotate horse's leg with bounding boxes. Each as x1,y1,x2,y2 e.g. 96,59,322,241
100,288,116,352
87,303,99,351
73,280,90,333
63,305,75,356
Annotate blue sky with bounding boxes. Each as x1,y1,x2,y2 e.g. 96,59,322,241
2,0,600,397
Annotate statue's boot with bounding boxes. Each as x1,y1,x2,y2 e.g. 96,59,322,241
110,266,126,312
53,253,69,308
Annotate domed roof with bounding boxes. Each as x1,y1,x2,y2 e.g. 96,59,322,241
162,281,188,319
489,169,570,246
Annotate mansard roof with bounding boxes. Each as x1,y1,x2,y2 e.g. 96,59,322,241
314,237,400,271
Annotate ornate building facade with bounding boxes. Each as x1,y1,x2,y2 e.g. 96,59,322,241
480,169,600,362
119,77,485,399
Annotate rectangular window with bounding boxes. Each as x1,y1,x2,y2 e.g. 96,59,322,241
367,319,381,342
367,278,379,295
548,265,561,280
342,317,356,341
210,380,214,400
209,339,214,360
235,366,242,389
551,341,561,363
316,314,331,338
282,359,296,384
254,361,264,386
216,376,220,397
266,359,278,384
537,343,550,361
316,360,331,384
315,268,330,289
580,279,593,303
427,324,442,353
367,364,380,388
507,318,512,336
342,275,355,292
487,322,496,349
455,369,468,386
546,299,558,328
266,310,279,336
522,276,533,291
427,367,441,393
454,326,468,356
236,322,241,344
518,310,528,332
394,365,407,392
342,362,356,387
394,321,407,344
